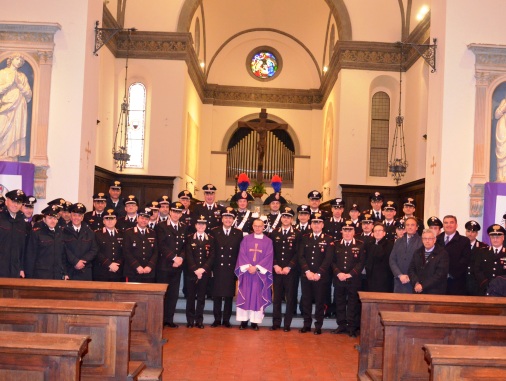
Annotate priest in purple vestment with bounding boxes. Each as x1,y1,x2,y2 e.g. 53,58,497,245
235,218,274,330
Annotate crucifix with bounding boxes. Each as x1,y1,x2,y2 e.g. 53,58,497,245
249,243,262,262
85,141,92,162
238,108,288,183
430,156,437,175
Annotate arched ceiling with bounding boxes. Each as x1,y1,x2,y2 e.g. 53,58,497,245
107,0,431,109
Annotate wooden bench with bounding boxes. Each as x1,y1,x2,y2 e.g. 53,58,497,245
0,278,167,375
0,298,135,381
0,331,89,381
358,292,506,380
423,344,506,380
379,311,506,381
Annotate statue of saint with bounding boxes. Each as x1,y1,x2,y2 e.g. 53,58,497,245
0,53,32,160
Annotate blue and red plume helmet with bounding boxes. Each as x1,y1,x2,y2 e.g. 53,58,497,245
271,175,282,193
237,173,250,192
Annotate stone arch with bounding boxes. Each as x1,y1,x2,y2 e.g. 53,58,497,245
177,0,352,41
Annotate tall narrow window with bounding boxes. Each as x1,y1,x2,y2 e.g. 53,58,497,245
126,82,146,169
369,91,390,177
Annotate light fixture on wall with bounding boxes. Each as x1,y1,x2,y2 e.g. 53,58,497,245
388,43,408,185
112,29,135,171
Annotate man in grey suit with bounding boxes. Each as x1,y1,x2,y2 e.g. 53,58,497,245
389,217,423,293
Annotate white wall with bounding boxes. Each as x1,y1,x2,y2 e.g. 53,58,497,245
3,0,103,211
426,0,506,235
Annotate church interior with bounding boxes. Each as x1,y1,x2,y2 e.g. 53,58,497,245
3,1,506,380
2,0,505,232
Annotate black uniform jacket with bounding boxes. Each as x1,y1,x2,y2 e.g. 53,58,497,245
93,227,124,280
0,209,26,278
25,223,66,279
185,233,215,276
211,226,243,297
474,246,506,293
332,238,365,286
269,226,300,268
62,224,98,278
155,220,187,271
298,232,334,279
364,237,394,292
123,226,158,278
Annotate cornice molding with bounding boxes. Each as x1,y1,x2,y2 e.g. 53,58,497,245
102,7,430,110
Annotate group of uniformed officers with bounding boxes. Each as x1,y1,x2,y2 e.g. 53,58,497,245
1,176,505,337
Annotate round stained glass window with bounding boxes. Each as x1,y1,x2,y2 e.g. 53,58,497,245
247,47,282,81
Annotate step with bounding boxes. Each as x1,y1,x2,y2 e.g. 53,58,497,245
137,367,163,381
173,297,339,329
128,360,145,381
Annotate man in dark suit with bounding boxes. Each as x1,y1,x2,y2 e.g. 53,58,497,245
389,217,423,293
298,213,334,335
122,206,158,283
185,215,215,329
363,192,384,222
24,205,67,280
474,224,506,295
436,215,471,295
364,222,394,293
116,195,139,232
62,203,98,281
269,207,300,332
192,184,225,234
93,209,124,282
331,220,366,337
409,229,449,294
382,201,398,241
308,190,330,220
210,207,243,327
465,220,488,295
155,201,187,328
84,192,107,231
105,181,126,218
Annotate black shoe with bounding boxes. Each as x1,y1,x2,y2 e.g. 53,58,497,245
186,323,194,328
331,326,347,335
239,322,248,330
314,328,322,335
251,323,259,331
196,323,205,329
270,325,280,331
348,330,357,338
165,322,179,328
210,321,220,328
324,312,331,319
299,327,310,333
223,321,232,328
283,327,291,332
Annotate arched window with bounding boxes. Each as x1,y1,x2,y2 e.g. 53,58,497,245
126,82,146,169
369,91,390,177
226,125,295,185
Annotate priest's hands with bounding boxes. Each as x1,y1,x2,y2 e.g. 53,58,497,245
247,265,257,274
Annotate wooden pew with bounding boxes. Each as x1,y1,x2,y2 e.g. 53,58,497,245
358,292,506,380
0,298,135,381
423,344,506,380
379,311,506,381
0,278,167,375
0,331,89,381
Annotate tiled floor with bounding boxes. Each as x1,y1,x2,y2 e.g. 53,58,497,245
162,324,359,380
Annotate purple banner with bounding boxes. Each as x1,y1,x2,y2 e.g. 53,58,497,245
483,182,506,245
0,161,35,196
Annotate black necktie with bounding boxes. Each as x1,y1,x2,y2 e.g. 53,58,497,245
140,230,145,235
495,248,499,255
199,235,203,242
225,230,229,236
376,212,380,219
110,231,114,237
130,218,134,223
284,230,288,236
